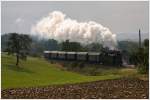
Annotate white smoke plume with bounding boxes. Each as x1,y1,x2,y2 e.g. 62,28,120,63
31,11,117,49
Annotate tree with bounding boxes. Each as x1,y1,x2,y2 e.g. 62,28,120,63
1,34,10,52
6,33,32,66
143,39,149,67
130,39,149,74
85,43,103,52
61,40,83,51
45,39,60,50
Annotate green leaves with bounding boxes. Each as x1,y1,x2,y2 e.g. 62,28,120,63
6,33,32,65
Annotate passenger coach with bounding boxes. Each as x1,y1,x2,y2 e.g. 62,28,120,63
43,50,122,66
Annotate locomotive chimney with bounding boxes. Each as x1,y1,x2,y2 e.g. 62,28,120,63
139,29,141,48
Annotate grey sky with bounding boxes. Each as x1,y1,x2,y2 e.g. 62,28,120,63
1,1,149,41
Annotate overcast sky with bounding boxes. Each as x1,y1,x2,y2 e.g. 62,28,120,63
1,1,149,41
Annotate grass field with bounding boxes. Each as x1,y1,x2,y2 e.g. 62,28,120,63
1,53,145,89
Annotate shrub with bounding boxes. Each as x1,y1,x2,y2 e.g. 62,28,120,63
89,67,100,76
70,62,79,68
78,62,85,69
137,64,148,74
60,62,68,68
81,66,99,76
50,61,55,64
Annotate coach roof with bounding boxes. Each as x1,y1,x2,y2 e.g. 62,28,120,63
67,52,76,54
88,52,100,55
77,52,88,54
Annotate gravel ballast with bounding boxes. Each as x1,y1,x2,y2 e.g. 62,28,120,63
2,78,149,99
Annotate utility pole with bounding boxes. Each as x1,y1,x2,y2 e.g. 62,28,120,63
139,29,141,48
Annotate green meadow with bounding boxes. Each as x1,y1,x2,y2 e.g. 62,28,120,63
2,53,143,89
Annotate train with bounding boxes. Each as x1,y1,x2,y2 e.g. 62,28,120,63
44,50,122,66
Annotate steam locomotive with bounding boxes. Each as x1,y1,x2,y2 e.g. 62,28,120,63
44,50,122,66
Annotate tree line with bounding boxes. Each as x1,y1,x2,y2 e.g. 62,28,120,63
1,33,149,74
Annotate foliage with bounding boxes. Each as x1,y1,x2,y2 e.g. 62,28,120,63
70,62,79,68
6,33,32,66
2,34,61,57
137,64,148,74
61,40,105,52
118,41,139,64
78,62,85,69
1,34,10,52
86,67,100,76
29,38,60,57
118,41,139,54
130,39,149,74
61,40,83,51
85,43,103,52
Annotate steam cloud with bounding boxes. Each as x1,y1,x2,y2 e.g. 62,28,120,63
31,11,117,49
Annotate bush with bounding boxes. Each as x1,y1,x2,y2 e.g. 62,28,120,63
29,53,42,57
137,64,148,74
89,68,99,76
60,62,68,68
81,66,99,76
60,62,78,71
78,62,85,69
70,62,79,68
50,61,55,64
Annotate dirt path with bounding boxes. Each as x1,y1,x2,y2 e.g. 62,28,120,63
2,78,149,99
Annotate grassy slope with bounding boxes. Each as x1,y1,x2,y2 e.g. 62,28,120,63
2,54,122,89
